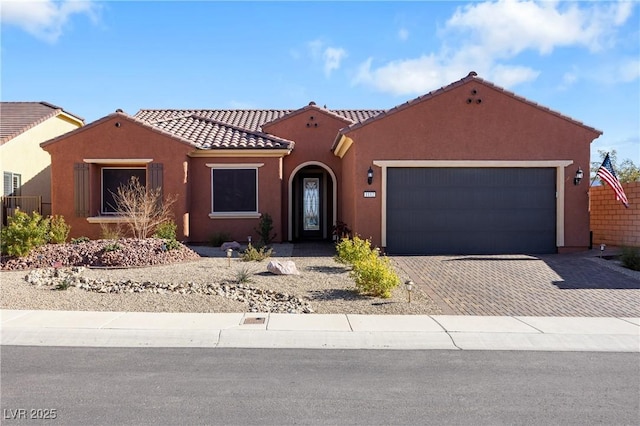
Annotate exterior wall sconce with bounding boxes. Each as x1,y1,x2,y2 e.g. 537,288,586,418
573,168,584,185
367,167,374,185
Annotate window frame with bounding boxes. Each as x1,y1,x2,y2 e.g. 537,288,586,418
100,166,147,215
207,163,263,219
3,172,21,196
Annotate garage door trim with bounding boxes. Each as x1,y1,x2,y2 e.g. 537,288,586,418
373,160,573,250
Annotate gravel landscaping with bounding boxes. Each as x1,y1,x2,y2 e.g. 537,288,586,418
0,239,442,315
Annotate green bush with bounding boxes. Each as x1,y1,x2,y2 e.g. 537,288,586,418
0,209,49,257
154,220,177,241
241,243,273,262
350,253,400,298
103,242,121,252
236,266,253,284
71,236,90,244
620,246,640,271
335,236,373,265
255,213,276,246
209,232,232,247
47,215,71,244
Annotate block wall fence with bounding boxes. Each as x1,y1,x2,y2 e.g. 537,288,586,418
590,181,639,248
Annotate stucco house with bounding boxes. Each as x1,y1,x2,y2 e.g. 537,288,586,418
1,102,84,223
41,72,602,254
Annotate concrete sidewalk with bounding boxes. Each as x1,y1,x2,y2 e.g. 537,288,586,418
2,310,638,352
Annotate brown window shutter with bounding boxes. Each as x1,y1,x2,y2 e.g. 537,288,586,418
149,163,163,194
74,163,90,217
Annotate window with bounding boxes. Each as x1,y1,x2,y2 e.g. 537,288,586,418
210,166,260,216
3,172,21,196
101,167,146,214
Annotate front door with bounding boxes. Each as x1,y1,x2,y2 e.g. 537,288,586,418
298,173,323,239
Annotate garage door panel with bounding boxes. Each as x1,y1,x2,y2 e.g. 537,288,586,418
387,168,556,254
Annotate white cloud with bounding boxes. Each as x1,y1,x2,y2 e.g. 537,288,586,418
306,39,347,78
1,0,100,43
323,47,347,77
353,0,636,96
398,28,409,41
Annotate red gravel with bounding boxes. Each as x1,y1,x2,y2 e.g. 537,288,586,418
0,238,201,271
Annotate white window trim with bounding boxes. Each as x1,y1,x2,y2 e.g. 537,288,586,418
372,160,573,249
100,166,146,215
207,163,263,219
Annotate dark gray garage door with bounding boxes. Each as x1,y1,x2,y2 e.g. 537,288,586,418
386,168,556,254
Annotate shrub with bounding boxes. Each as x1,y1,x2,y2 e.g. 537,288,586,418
350,253,400,299
103,242,121,252
0,209,49,257
47,215,71,244
331,220,352,240
100,223,126,240
71,236,90,244
335,236,373,265
255,213,276,246
209,231,232,247
236,266,253,284
162,239,182,251
620,246,640,271
154,220,177,240
110,176,177,239
241,243,273,262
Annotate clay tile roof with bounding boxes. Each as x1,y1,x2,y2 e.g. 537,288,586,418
134,108,382,151
0,101,84,144
151,114,295,149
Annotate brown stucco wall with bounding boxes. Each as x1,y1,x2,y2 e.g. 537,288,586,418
590,182,639,247
42,114,192,240
341,79,600,251
264,106,347,240
187,156,284,244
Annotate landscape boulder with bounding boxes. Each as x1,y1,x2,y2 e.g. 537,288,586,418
220,241,241,251
267,260,300,275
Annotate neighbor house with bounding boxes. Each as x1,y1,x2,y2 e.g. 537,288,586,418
41,72,602,254
1,102,84,223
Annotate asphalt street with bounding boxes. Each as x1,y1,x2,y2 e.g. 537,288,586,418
1,346,638,425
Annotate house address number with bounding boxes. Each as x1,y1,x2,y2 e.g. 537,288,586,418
363,191,376,198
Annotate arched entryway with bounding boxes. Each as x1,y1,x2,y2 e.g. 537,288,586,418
288,162,336,241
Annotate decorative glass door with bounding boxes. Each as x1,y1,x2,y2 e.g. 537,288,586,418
303,177,320,231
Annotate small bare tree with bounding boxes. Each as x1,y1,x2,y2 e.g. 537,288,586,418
110,176,177,239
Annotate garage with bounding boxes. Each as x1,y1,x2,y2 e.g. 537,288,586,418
386,167,557,255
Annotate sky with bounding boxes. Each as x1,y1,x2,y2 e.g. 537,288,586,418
1,0,639,164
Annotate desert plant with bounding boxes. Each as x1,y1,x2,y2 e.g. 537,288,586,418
71,236,90,244
255,213,276,246
0,209,49,257
55,278,72,291
335,236,373,265
154,220,177,240
331,220,352,240
350,253,400,298
110,176,177,239
103,242,121,252
620,246,640,271
47,215,71,243
235,266,253,284
100,222,126,240
241,243,273,262
209,231,232,247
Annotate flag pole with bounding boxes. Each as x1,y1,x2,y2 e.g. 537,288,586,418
589,152,608,187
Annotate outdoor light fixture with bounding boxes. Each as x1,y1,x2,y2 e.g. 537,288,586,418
226,248,233,267
367,167,374,185
599,243,606,258
574,168,584,185
405,280,414,303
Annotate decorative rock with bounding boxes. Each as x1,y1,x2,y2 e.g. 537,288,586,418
267,260,300,275
220,241,241,251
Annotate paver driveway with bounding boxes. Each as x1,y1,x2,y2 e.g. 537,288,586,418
392,252,640,317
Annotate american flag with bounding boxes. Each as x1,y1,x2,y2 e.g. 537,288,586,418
596,153,629,208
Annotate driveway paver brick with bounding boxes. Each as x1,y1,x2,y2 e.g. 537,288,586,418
392,252,640,317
